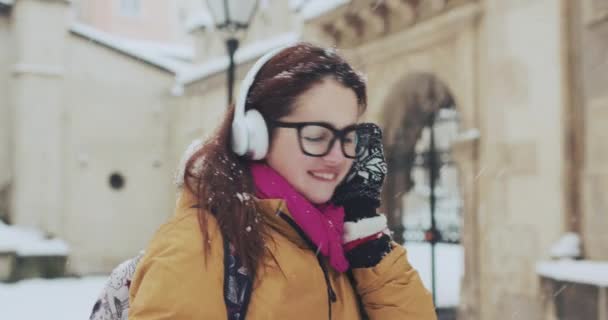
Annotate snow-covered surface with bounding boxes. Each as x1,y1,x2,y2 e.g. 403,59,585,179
70,22,190,74
69,23,301,93
549,232,582,259
0,276,107,319
299,0,349,21
125,41,194,62
453,128,480,143
185,10,214,32
406,242,463,307
536,260,608,287
437,108,459,121
0,243,462,318
177,32,300,85
0,221,69,256
288,0,307,11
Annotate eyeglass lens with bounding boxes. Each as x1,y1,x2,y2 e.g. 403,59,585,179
300,124,358,157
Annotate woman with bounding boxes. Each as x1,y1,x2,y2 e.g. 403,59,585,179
128,43,436,319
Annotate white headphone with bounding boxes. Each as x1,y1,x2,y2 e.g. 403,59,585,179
231,45,292,160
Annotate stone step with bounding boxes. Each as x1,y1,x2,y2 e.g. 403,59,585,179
0,251,67,283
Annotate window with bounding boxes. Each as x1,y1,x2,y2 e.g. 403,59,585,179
109,172,126,190
119,0,140,16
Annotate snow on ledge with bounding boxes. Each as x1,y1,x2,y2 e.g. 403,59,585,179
177,32,300,85
536,260,608,287
69,23,300,93
70,22,187,74
0,221,70,257
453,128,480,143
549,232,582,259
299,0,349,21
185,10,214,33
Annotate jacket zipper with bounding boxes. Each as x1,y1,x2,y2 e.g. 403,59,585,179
316,254,337,319
278,212,336,320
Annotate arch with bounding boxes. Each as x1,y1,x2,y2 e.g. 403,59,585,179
380,72,457,242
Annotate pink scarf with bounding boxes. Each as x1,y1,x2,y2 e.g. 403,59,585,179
250,163,349,272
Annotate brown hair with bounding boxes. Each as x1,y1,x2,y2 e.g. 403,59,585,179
184,43,367,275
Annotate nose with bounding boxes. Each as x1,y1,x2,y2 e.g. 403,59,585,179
322,140,346,164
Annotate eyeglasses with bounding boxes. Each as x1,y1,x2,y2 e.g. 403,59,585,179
268,120,360,159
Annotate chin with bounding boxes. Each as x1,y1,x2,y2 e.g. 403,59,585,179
305,192,333,205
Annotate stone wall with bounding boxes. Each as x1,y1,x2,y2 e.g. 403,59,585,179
476,0,569,319
0,10,12,222
577,0,608,260
60,34,177,273
305,1,482,317
10,0,69,236
303,1,571,318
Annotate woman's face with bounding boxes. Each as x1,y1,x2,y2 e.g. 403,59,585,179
265,78,360,204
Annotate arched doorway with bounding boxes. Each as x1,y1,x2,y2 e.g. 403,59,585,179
381,72,464,312
381,73,456,238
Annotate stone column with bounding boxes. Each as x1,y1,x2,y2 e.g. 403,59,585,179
0,5,13,222
11,0,69,236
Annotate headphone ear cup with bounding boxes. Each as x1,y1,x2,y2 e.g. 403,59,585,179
244,109,269,160
231,118,248,156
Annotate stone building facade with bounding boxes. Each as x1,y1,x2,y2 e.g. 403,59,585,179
300,0,606,319
1,0,606,319
0,0,304,273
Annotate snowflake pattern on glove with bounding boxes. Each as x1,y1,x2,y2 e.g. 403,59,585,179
333,123,387,207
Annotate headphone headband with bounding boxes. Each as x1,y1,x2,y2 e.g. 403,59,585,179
231,44,295,159
234,45,290,119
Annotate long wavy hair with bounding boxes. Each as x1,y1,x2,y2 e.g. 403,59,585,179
183,43,368,275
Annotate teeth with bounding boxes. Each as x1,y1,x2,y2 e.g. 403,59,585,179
311,172,336,181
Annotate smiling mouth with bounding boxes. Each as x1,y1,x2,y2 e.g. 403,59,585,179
309,171,337,182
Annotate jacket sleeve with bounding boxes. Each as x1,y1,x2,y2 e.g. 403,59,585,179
351,242,437,320
128,211,227,320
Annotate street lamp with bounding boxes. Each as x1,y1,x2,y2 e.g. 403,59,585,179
206,0,259,106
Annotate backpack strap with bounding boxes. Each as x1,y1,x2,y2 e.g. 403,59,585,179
89,240,253,320
194,204,254,318
223,237,253,320
191,204,254,319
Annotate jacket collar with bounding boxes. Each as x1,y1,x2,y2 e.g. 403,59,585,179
175,189,309,249
255,198,311,250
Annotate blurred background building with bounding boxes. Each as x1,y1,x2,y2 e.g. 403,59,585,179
1,0,607,319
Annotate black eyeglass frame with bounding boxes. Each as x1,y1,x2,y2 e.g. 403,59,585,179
268,120,360,159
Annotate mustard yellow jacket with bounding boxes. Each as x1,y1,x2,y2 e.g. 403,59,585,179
129,190,436,319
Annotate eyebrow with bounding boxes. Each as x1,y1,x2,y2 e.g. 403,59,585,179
270,120,358,131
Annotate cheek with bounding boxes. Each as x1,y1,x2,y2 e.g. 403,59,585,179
266,133,308,176
269,133,299,162
267,138,329,196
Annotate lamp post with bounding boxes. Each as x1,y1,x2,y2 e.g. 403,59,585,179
206,0,259,106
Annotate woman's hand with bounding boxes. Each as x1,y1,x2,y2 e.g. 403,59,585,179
332,123,392,268
333,123,387,217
